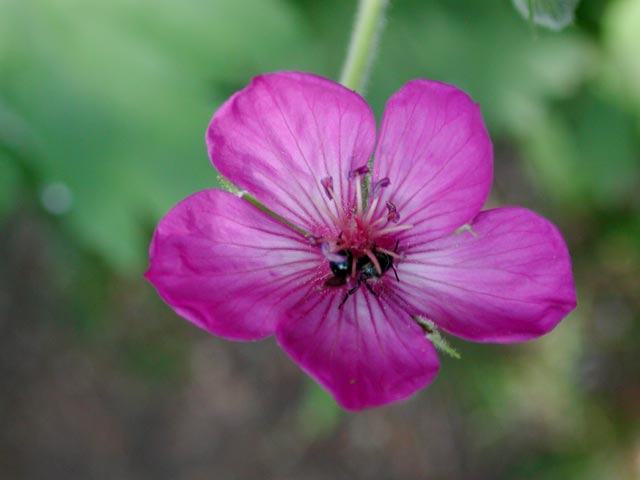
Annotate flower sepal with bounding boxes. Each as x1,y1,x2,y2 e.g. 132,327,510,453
413,316,462,360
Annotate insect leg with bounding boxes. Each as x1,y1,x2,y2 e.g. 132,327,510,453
338,283,360,309
364,280,379,298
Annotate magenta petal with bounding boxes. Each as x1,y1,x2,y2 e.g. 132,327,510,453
373,80,493,244
145,189,318,341
207,72,376,234
276,290,440,410
395,207,577,343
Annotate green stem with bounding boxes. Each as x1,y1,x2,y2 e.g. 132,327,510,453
339,0,389,93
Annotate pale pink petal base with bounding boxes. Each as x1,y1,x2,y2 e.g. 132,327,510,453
394,207,576,342
276,288,440,410
373,80,493,244
146,189,319,340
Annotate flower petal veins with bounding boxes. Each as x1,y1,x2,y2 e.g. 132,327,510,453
146,189,318,340
276,285,440,410
207,72,376,236
147,71,577,410
395,207,577,342
373,80,493,245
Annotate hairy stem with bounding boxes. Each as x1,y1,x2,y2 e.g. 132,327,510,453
339,0,389,93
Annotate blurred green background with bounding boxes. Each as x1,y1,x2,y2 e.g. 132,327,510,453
1,0,639,478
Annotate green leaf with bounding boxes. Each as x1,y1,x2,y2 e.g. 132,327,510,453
0,152,20,218
523,91,639,208
512,0,580,31
297,380,342,439
365,1,594,135
0,0,311,273
602,0,640,114
0,102,40,218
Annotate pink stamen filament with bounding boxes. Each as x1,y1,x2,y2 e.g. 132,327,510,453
312,197,340,226
355,173,363,217
319,177,346,220
368,215,388,229
370,223,414,238
363,195,380,225
364,248,382,275
376,247,401,260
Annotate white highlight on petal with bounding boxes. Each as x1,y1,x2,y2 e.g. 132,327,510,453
322,242,347,263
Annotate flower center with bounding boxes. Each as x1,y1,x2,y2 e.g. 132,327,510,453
318,166,412,280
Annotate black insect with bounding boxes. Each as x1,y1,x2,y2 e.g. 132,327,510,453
323,249,353,287
324,242,400,308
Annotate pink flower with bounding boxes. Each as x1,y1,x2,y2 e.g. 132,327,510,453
146,72,576,410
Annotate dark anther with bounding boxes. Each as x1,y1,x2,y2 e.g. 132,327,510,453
386,201,400,223
320,176,334,200
349,165,370,179
371,177,391,198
